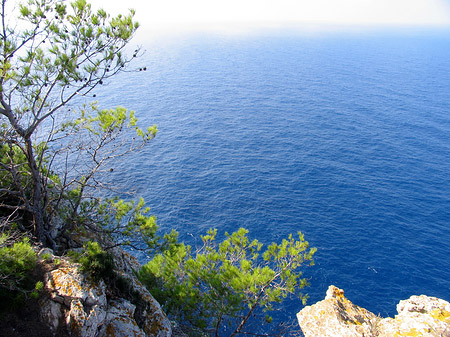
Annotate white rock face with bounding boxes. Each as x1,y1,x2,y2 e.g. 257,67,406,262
99,299,146,337
297,285,378,337
379,295,450,337
40,252,172,337
297,285,450,337
42,266,107,335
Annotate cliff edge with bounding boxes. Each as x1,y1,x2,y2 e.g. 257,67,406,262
0,246,174,337
297,285,450,337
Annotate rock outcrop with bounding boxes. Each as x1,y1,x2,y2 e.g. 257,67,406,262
39,249,172,337
297,285,450,337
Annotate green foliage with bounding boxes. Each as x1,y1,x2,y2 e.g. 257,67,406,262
74,196,178,254
8,0,139,98
0,143,33,200
40,252,52,261
0,234,39,309
0,234,37,285
78,241,115,282
30,280,44,299
0,0,150,245
71,241,140,304
71,103,157,141
139,228,316,336
66,249,82,260
0,140,60,226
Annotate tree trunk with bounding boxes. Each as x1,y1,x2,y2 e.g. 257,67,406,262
24,136,47,245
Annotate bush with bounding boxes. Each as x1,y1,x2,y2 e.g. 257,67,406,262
74,242,139,302
78,241,115,282
139,228,316,336
0,234,39,309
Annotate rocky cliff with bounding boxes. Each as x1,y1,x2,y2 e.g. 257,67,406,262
37,247,173,337
297,285,450,337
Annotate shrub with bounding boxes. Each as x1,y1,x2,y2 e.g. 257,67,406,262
0,234,39,309
139,228,316,336
78,241,115,282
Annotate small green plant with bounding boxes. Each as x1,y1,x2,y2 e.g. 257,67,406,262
0,234,39,309
78,241,115,282
67,249,82,261
30,281,44,300
40,253,52,261
139,228,316,336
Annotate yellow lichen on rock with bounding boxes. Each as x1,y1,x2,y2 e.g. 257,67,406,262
394,327,424,337
430,308,450,323
297,285,377,337
298,286,450,337
40,248,172,337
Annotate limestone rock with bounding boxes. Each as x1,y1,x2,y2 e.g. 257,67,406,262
378,295,450,337
110,246,173,337
297,285,378,337
297,285,450,337
40,298,63,333
42,265,107,336
114,269,172,337
99,299,146,337
46,266,107,307
40,249,172,337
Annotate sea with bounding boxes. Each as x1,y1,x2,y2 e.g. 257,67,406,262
93,27,450,326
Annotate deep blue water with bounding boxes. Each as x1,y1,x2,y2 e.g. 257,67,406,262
95,30,450,323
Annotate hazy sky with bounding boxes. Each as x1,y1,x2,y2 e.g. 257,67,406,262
92,0,450,35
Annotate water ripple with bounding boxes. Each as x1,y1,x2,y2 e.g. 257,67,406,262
96,31,450,319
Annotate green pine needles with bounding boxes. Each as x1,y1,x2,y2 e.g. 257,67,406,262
139,227,316,336
78,241,115,282
0,234,40,308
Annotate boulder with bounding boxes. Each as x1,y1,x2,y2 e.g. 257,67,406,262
297,285,450,337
